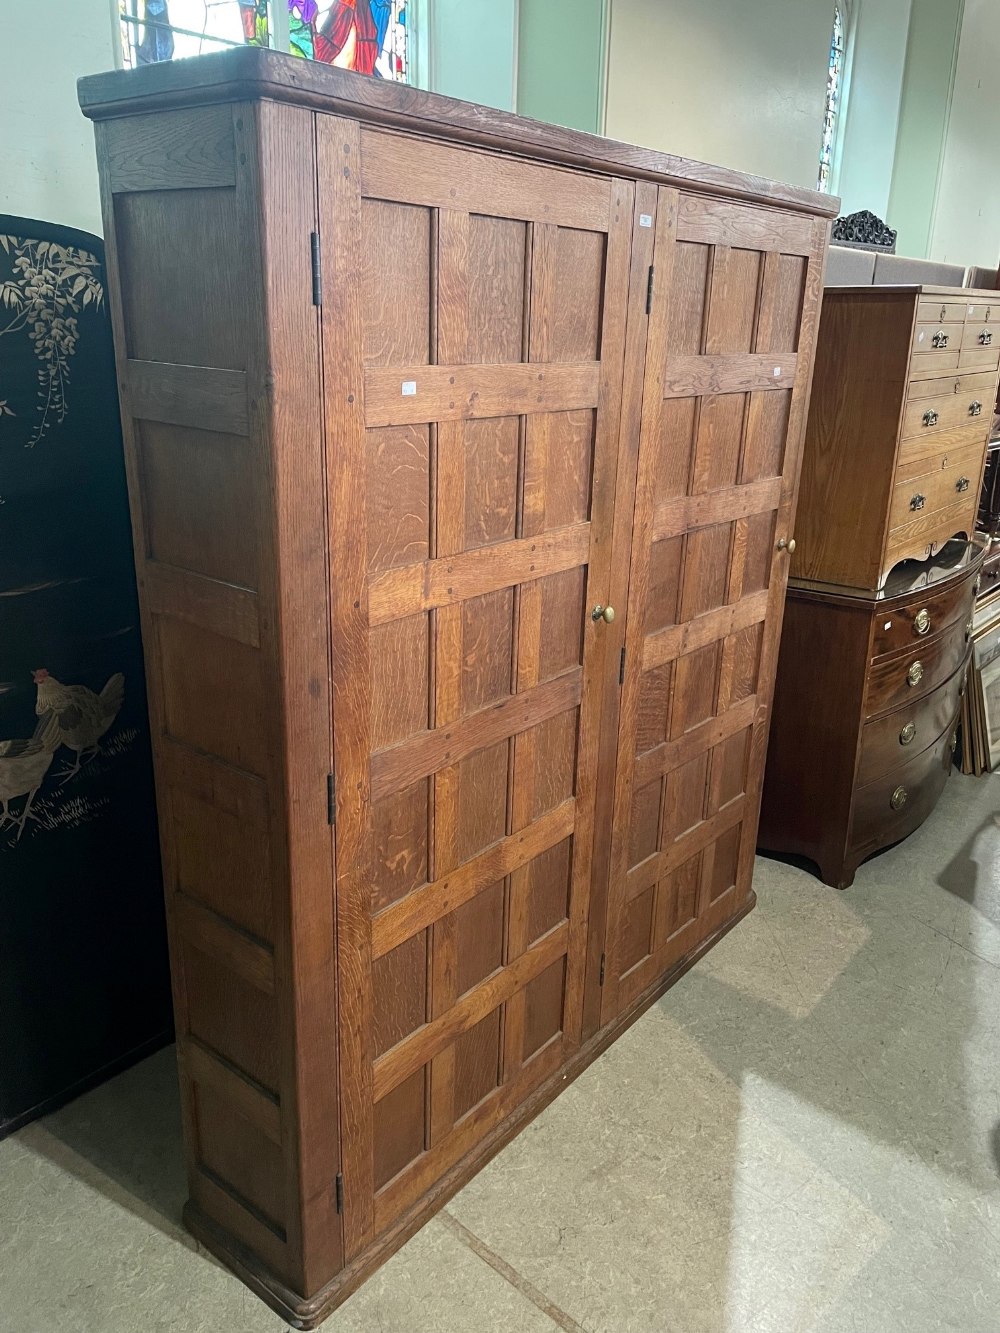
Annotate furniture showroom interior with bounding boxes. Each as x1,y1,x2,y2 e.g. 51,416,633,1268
4,1,1000,1330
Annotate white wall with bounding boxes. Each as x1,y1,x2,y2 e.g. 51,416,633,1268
603,0,834,190
928,0,1000,268
0,0,118,236
835,0,912,218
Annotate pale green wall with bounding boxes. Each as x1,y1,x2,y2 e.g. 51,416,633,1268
886,0,963,258
836,0,912,218
516,0,606,133
929,0,1000,266
429,0,517,109
603,0,834,190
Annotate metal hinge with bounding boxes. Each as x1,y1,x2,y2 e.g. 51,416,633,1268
619,645,626,685
645,265,654,315
335,1172,344,1214
327,772,336,825
599,953,606,986
311,232,322,306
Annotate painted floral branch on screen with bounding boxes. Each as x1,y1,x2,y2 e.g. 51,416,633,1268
0,236,105,446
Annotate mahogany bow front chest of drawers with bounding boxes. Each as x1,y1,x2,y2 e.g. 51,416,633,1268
759,548,981,888
758,284,996,887
79,48,834,1325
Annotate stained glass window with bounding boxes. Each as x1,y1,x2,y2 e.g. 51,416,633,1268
818,2,849,192
119,0,408,82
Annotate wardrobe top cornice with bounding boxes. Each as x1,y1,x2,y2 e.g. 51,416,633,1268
78,47,839,219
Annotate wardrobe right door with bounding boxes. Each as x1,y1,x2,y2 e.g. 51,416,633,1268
600,187,827,1024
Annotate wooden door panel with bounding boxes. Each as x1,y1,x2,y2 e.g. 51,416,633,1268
601,188,825,1023
320,117,632,1256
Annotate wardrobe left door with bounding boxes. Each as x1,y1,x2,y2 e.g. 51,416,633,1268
318,115,634,1256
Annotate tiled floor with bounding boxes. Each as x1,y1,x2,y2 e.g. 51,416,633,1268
4,772,1000,1333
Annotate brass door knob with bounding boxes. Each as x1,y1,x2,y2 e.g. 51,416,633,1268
777,537,796,553
907,661,924,687
890,786,908,811
899,721,917,746
591,604,615,624
913,608,931,635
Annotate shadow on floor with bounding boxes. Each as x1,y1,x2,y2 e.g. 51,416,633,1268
18,1044,187,1243
937,810,1000,910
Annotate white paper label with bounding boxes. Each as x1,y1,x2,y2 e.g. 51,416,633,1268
401,380,417,396
970,305,975,315
639,214,653,228
884,620,892,631
773,367,782,378
918,330,926,343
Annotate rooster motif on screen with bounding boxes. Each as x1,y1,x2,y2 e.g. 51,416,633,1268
32,668,125,783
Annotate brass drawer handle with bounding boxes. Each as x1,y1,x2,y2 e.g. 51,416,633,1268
907,661,924,687
922,410,939,427
910,493,926,511
956,476,971,492
899,721,917,746
913,608,931,635
970,401,983,417
966,619,973,642
951,731,959,755
980,330,993,346
940,306,948,321
890,785,908,811
932,331,950,348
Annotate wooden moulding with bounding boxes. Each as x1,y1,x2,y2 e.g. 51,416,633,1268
183,891,755,1331
78,49,838,218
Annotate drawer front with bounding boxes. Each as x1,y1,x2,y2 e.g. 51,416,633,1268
870,568,977,658
902,391,988,439
911,349,961,375
865,616,970,717
857,654,968,784
850,725,956,860
964,301,999,324
905,369,997,403
917,299,967,324
883,496,978,576
897,422,991,473
958,341,1000,373
888,442,985,529
962,321,999,352
913,321,961,358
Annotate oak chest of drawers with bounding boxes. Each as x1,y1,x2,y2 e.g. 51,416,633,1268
759,548,981,887
759,283,996,886
793,286,999,591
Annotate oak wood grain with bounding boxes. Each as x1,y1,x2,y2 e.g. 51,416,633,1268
125,359,249,435
363,361,600,427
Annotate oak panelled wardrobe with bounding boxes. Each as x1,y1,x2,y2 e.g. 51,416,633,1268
79,50,835,1327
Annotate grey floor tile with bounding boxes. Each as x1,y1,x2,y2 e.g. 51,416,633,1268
4,772,1000,1333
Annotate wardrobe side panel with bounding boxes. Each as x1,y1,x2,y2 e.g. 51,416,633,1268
94,101,340,1293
